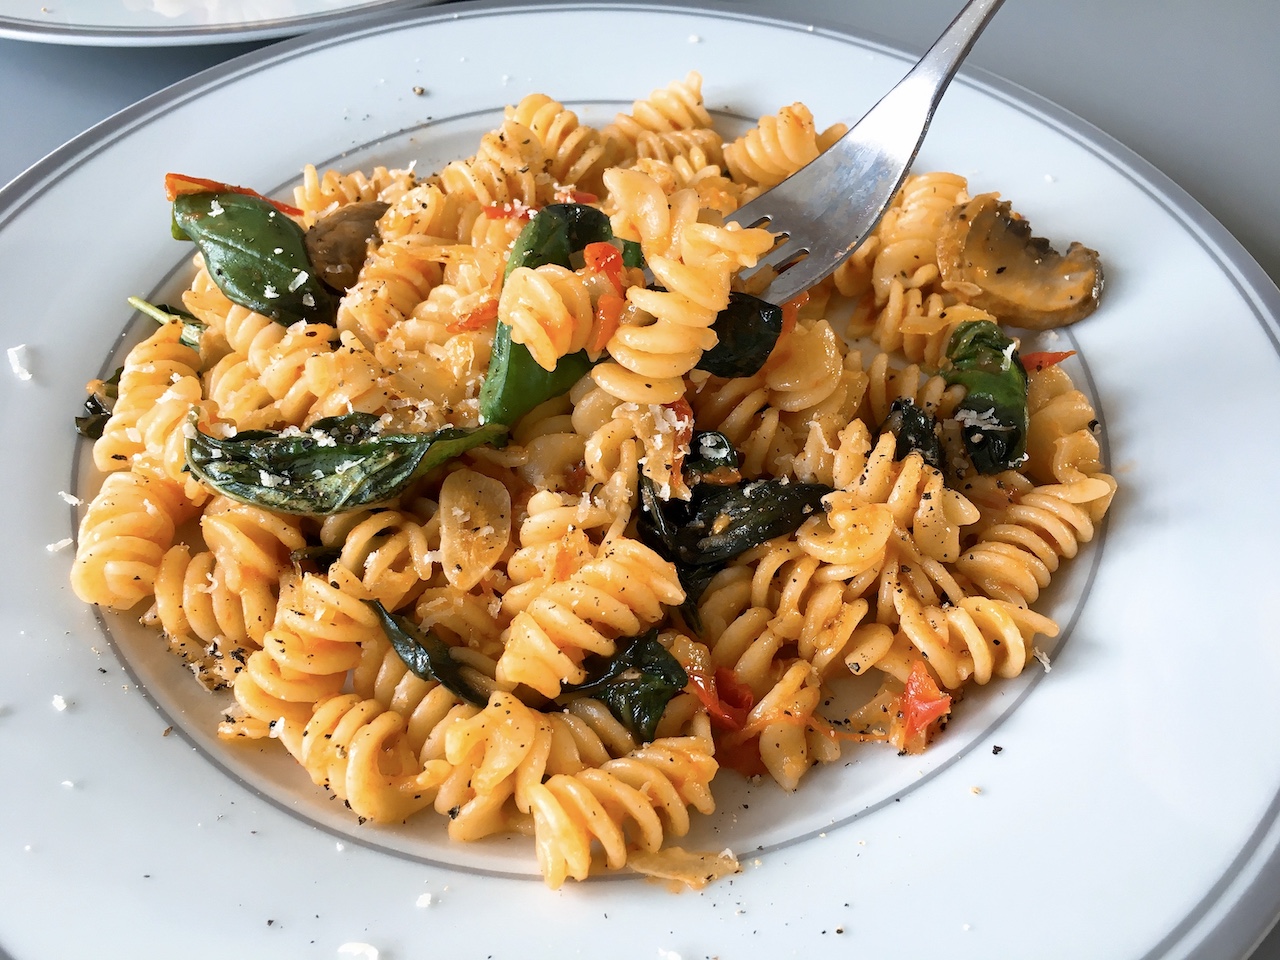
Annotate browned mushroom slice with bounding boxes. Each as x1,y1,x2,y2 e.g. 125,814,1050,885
936,193,1103,329
304,200,390,293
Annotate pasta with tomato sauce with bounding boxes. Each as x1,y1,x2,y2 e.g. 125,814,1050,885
69,72,1114,888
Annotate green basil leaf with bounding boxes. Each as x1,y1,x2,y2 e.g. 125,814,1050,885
74,366,122,439
683,430,742,486
479,320,591,427
942,320,1029,474
881,397,944,471
127,295,207,351
368,601,489,707
185,412,507,515
173,191,337,327
481,203,615,426
620,238,645,269
502,203,615,280
638,474,832,624
559,629,688,743
686,479,832,566
696,291,785,379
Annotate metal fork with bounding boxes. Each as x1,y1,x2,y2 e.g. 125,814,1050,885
728,0,1005,304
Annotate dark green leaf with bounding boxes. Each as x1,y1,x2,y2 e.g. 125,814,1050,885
128,295,207,351
173,191,337,327
185,412,507,515
638,474,832,619
74,366,122,439
696,291,784,379
942,320,1029,474
620,238,645,269
881,397,944,470
559,629,688,743
683,430,741,486
481,203,615,426
502,203,615,280
288,543,343,572
478,320,591,427
368,601,489,707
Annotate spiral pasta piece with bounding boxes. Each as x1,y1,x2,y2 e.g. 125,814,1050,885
293,163,417,226
71,467,196,610
439,119,549,208
293,693,452,822
526,721,718,887
499,264,594,371
955,477,1113,606
505,93,607,189
602,71,714,162
93,324,203,473
496,537,685,697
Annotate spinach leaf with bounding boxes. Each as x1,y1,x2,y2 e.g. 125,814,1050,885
479,320,592,427
172,191,337,327
480,203,617,426
638,472,833,621
696,292,784,379
74,366,122,439
185,412,507,515
559,629,688,743
127,295,207,351
941,320,1029,474
676,479,833,567
367,601,489,707
502,203,616,280
682,430,742,486
881,397,944,470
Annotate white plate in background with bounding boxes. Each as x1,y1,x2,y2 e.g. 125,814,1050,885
0,0,436,45
2,3,1280,958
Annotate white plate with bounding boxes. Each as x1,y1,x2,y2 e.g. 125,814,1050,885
3,4,1280,958
0,0,435,46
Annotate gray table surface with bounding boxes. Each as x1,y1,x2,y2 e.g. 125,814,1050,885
2,0,1277,956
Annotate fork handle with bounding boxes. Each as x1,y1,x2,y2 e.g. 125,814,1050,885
850,0,1006,174
890,0,1006,127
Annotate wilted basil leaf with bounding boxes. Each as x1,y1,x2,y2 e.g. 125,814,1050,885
480,203,618,426
368,601,489,707
942,320,1029,474
173,191,337,327
881,397,944,470
186,412,507,515
479,320,591,427
683,430,742,486
74,366,123,439
502,203,615,280
696,292,784,379
639,474,832,629
559,629,688,743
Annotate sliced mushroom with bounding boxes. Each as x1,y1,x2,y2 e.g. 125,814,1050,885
304,200,390,293
936,193,1103,329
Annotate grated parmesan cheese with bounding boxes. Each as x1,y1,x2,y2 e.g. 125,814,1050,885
51,695,67,712
337,944,379,960
7,344,32,381
57,491,82,506
45,538,73,553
